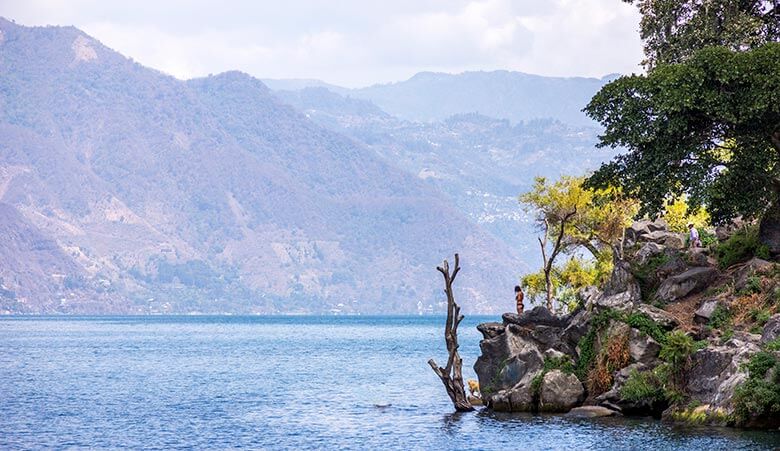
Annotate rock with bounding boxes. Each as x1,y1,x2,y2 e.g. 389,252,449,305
657,267,719,302
656,253,688,279
593,290,640,312
641,230,685,249
629,328,661,365
715,217,746,241
502,306,571,329
636,304,680,330
686,248,710,267
761,314,780,345
477,322,505,339
636,242,666,265
593,260,641,311
562,308,591,345
467,395,483,406
758,201,780,255
566,406,620,418
694,299,719,325
734,258,773,291
686,335,761,409
539,370,585,412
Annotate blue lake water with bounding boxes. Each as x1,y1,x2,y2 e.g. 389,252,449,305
0,315,778,450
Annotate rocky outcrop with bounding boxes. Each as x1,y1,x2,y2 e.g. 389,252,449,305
694,299,720,325
686,333,761,408
758,201,780,255
566,406,620,418
539,370,584,412
657,267,719,302
734,258,773,292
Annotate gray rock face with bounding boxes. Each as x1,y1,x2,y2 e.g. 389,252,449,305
761,314,780,345
687,334,761,408
657,267,719,302
694,300,720,325
686,248,710,267
503,306,572,329
636,304,679,330
629,328,661,365
591,260,641,311
476,322,505,339
642,230,685,249
636,242,666,265
539,370,584,412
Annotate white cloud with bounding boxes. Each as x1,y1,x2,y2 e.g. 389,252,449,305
0,0,643,86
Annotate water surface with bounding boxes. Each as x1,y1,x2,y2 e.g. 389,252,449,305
1,316,778,450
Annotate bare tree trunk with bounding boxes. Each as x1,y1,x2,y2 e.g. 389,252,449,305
428,253,474,412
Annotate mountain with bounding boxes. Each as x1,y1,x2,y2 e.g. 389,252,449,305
0,18,522,314
270,71,617,126
273,87,617,260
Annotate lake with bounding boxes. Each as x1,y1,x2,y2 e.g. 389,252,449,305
0,316,778,450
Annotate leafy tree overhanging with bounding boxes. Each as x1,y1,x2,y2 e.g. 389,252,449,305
584,43,780,230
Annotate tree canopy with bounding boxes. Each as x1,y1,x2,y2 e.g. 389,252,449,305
625,0,780,69
584,43,780,226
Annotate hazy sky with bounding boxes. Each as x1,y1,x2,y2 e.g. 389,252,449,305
1,0,644,87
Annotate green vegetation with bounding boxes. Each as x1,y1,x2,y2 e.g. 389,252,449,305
620,368,664,403
659,331,696,387
574,309,620,381
716,226,771,269
764,338,780,352
584,43,780,243
708,305,732,330
625,0,780,69
733,351,780,425
624,311,668,345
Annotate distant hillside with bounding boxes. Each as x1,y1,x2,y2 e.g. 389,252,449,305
271,71,617,126
0,18,522,314
274,88,617,259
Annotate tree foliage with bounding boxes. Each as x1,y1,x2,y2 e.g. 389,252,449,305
584,43,780,225
624,0,780,69
520,176,638,309
663,196,711,233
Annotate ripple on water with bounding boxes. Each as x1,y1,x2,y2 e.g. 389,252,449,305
0,316,778,450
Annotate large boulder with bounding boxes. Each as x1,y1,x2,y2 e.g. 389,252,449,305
761,314,780,345
539,370,585,412
626,219,669,244
591,260,641,311
636,242,666,265
595,363,664,416
686,333,761,409
657,267,719,302
502,306,572,329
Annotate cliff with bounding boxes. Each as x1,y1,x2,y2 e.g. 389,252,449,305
474,219,780,428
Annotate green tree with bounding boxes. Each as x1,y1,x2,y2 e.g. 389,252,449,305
584,44,780,249
625,0,780,69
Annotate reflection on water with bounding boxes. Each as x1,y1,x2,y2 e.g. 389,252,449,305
0,315,777,450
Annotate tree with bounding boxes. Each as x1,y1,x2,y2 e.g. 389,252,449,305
520,177,587,310
520,177,639,309
428,254,473,412
585,44,780,251
624,0,780,69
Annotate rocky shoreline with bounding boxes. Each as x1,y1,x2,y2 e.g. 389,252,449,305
474,220,780,429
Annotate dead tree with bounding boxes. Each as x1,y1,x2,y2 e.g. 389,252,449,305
428,253,474,412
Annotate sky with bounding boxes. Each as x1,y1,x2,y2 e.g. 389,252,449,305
0,0,644,88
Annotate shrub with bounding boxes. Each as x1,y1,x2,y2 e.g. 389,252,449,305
625,311,668,344
733,353,780,425
708,304,732,330
742,275,762,295
744,351,777,379
716,226,771,269
764,338,780,351
620,369,663,403
660,331,695,387
588,329,631,395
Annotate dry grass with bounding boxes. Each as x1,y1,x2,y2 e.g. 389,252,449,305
587,329,631,395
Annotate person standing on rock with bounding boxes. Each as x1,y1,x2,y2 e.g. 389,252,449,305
688,223,702,248
515,285,524,314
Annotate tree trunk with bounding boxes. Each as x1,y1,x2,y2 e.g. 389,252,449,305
428,253,474,412
758,176,780,255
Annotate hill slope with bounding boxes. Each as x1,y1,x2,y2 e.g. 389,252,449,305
0,18,521,314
